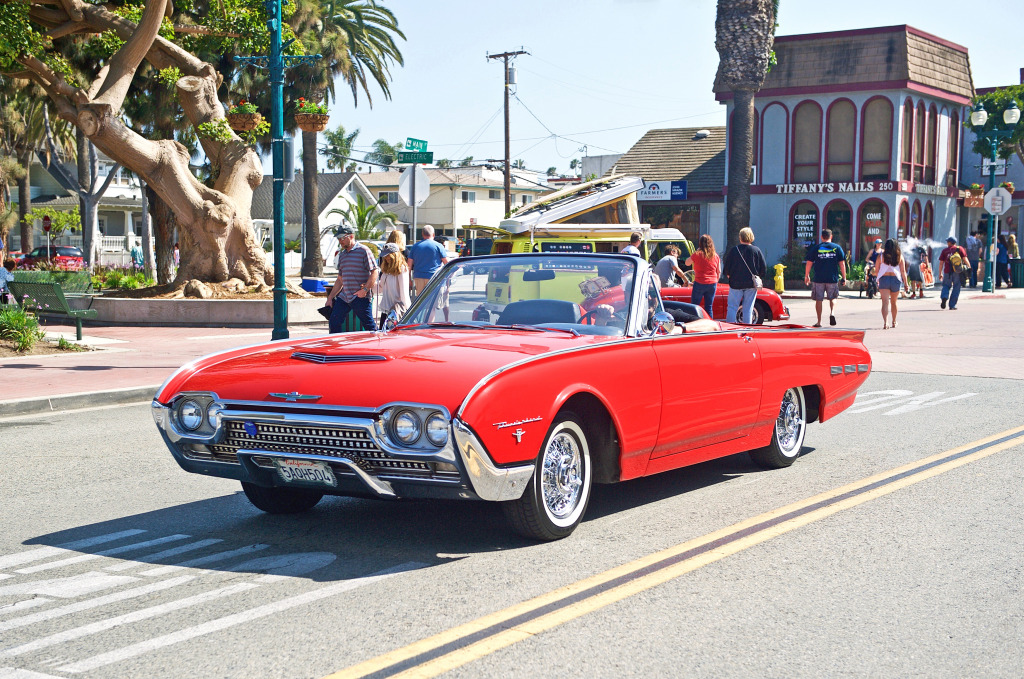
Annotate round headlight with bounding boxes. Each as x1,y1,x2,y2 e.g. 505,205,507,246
206,402,223,429
393,410,421,444
179,400,203,431
425,413,449,446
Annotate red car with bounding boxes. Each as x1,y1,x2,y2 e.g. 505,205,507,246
661,284,789,325
153,253,870,540
21,245,86,270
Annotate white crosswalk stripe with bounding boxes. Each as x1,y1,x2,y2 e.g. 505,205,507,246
103,539,223,572
0,531,146,570
15,535,190,574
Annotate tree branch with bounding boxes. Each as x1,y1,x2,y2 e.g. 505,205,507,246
16,54,89,106
93,0,168,110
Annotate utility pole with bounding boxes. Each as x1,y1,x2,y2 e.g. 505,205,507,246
487,48,527,216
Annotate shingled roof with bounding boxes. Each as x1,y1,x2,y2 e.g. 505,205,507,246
609,127,726,194
251,172,355,221
714,25,974,102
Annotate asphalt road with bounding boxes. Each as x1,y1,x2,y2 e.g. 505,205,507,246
1,370,1022,678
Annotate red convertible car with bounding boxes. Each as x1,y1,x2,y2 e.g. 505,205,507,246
153,253,870,540
660,284,789,325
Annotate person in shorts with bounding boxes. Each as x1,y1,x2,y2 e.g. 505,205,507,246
804,228,847,327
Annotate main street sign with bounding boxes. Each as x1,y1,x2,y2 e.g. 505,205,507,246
405,137,428,152
398,151,433,164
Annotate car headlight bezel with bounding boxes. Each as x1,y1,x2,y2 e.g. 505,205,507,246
178,399,204,431
392,409,422,444
425,412,449,446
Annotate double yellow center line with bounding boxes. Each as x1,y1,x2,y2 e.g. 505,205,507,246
326,425,1024,679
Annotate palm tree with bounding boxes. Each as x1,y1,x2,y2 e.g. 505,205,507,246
546,166,557,176
364,139,403,167
321,125,361,170
715,0,777,250
458,156,474,167
324,194,397,240
436,158,452,169
512,159,526,170
288,0,405,278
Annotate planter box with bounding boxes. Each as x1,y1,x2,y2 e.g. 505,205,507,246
82,296,328,327
295,113,329,132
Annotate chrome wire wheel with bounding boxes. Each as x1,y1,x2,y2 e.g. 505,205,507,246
775,387,806,457
541,430,584,520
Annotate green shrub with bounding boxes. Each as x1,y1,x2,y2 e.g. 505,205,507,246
104,270,125,289
0,306,46,352
777,238,810,278
57,336,86,352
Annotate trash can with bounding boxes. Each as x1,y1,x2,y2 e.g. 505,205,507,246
1011,258,1024,288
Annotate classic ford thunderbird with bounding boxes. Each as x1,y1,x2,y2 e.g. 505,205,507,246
153,253,871,540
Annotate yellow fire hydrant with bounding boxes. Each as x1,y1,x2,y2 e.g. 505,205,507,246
774,263,786,293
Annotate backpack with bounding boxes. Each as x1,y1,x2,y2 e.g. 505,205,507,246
949,249,967,273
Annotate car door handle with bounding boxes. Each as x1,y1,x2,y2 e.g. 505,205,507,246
738,334,753,343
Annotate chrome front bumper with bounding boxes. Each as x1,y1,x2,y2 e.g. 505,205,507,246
152,401,533,502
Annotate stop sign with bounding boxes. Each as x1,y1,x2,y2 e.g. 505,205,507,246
42,215,51,232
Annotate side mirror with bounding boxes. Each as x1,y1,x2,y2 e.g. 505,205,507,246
650,311,675,335
383,309,399,333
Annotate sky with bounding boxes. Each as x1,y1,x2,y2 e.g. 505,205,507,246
322,0,1023,176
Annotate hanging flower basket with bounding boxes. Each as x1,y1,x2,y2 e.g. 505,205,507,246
295,113,330,132
226,112,263,132
967,183,985,198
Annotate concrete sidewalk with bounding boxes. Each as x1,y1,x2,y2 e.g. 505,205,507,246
2,285,1022,418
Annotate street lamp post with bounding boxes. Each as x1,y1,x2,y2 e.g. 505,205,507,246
238,0,321,340
970,100,1020,293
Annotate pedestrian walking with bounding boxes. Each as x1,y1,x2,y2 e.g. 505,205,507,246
376,249,411,323
1009,233,1020,259
965,230,981,288
723,227,766,324
326,225,379,333
684,234,721,316
864,238,883,299
937,236,968,310
621,232,643,257
905,244,926,298
654,245,686,287
875,239,909,329
996,234,1012,288
407,224,449,296
803,228,847,327
0,259,15,304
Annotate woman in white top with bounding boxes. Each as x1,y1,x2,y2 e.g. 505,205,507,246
377,251,411,321
875,238,909,329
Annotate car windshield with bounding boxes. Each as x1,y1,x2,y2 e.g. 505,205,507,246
56,247,82,257
401,255,641,337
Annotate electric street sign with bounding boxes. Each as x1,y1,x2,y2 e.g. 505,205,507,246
405,137,428,152
398,151,433,164
984,186,1012,215
398,164,430,207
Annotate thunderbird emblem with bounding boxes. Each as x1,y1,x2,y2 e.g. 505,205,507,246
512,428,525,443
244,421,259,437
269,392,322,402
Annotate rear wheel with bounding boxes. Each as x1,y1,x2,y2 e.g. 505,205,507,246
503,412,592,541
735,300,769,325
241,482,323,514
749,387,807,469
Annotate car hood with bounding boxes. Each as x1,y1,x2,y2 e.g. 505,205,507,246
157,327,613,412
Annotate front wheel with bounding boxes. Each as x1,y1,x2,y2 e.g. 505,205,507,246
749,387,807,469
241,482,324,514
502,412,592,541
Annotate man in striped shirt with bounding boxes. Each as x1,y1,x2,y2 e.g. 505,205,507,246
326,225,379,332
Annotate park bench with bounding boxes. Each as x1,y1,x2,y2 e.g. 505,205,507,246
7,281,98,340
13,269,95,295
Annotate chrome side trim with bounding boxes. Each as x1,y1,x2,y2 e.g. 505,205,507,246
453,418,533,501
830,366,843,376
858,363,870,373
236,449,396,497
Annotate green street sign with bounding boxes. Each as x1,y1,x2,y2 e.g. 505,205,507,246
405,137,428,152
398,151,433,164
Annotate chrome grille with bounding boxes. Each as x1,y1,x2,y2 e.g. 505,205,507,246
209,420,444,480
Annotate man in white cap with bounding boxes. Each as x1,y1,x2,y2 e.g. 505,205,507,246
937,236,968,310
326,225,379,332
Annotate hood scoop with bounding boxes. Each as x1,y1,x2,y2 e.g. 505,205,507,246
291,351,388,364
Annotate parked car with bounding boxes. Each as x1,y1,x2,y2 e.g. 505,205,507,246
660,284,790,325
153,253,870,540
20,245,86,270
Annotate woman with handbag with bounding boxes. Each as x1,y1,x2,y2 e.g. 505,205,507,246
723,227,766,324
876,239,909,329
376,250,411,323
684,234,721,317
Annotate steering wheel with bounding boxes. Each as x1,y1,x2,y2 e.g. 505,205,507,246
677,270,695,285
579,307,627,326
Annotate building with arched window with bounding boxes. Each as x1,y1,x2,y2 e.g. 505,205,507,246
714,25,974,267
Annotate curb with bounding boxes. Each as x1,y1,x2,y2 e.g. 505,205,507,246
0,385,161,418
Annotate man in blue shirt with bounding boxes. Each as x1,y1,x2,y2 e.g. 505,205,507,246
804,228,847,327
407,224,449,296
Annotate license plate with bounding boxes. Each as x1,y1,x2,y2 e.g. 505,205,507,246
273,459,338,488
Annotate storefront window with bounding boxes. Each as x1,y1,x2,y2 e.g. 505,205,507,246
861,97,893,181
910,201,922,239
900,100,914,182
791,201,819,249
826,100,856,182
641,204,700,243
858,199,888,256
922,201,933,243
897,201,909,242
825,200,853,260
792,101,822,183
